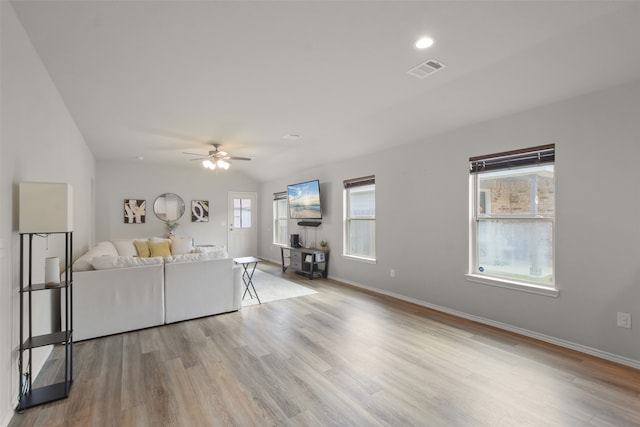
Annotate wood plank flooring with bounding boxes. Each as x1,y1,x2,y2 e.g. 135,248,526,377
10,262,640,426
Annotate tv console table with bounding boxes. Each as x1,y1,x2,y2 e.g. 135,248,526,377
280,246,329,279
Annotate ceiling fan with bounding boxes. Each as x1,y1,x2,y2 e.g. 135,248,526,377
183,143,251,170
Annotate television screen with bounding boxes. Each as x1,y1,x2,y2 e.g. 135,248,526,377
288,180,322,219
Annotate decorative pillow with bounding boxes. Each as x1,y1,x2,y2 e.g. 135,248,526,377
150,237,171,244
91,255,163,270
73,241,119,271
74,254,96,272
134,240,151,258
149,240,171,257
111,239,137,257
170,236,194,255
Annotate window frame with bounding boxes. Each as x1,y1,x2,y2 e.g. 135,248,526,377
233,198,252,229
343,176,376,263
467,146,558,297
272,192,288,246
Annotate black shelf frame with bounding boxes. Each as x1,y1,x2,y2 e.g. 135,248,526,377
17,231,73,411
280,246,329,279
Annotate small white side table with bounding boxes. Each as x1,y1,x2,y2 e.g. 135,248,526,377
233,257,261,304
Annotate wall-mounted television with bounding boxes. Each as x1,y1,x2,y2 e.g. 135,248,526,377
288,179,322,220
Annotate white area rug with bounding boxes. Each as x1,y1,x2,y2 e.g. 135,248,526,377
242,269,317,307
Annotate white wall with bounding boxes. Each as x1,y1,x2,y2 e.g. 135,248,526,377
0,3,95,425
259,80,640,367
96,160,259,246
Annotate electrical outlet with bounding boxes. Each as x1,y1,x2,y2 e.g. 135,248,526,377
390,269,396,278
617,312,632,329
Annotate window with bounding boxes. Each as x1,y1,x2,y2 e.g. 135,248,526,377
343,175,375,261
233,198,252,228
273,192,288,245
469,145,555,292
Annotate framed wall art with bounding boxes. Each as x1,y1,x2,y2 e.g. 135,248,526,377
191,200,209,222
124,199,146,224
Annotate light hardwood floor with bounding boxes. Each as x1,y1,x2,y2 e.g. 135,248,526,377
10,262,640,426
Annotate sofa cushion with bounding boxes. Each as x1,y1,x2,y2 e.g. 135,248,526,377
194,245,228,259
91,255,164,270
164,250,229,264
134,240,151,258
149,240,171,257
111,239,138,257
170,236,194,255
73,241,119,271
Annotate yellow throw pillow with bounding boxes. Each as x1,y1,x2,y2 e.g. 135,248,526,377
149,240,171,257
134,240,150,258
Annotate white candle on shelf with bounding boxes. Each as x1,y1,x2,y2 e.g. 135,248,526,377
45,257,60,287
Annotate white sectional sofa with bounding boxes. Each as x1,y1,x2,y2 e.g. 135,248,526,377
70,238,242,341
165,257,241,323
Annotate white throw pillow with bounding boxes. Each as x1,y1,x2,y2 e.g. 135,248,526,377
73,241,119,271
91,255,164,270
170,236,194,255
110,239,138,257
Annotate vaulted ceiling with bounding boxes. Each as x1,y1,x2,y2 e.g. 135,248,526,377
10,1,640,181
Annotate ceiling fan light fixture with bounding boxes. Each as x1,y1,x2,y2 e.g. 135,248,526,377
188,143,245,171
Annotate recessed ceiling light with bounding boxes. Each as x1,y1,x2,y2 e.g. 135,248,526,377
415,37,434,50
136,156,144,160
284,134,301,140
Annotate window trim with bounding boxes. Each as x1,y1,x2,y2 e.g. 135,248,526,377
272,192,288,246
469,145,557,295
343,253,377,264
233,198,252,229
343,175,376,262
464,273,559,297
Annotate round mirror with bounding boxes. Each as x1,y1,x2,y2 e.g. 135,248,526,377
153,193,185,222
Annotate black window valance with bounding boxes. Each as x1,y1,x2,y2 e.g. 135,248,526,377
469,144,555,174
343,175,375,189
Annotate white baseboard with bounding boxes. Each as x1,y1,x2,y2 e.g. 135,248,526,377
331,275,640,370
260,256,281,265
1,406,13,427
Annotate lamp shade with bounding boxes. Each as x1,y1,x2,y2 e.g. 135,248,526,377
19,182,73,233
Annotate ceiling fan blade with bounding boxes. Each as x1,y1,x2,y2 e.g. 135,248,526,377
229,156,251,161
182,152,209,157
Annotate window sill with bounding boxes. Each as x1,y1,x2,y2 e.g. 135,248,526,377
465,274,559,298
343,254,376,264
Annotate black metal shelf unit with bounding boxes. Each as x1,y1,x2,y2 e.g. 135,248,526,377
280,246,329,279
17,231,73,411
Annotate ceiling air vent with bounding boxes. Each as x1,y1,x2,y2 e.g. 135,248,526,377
408,59,446,79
